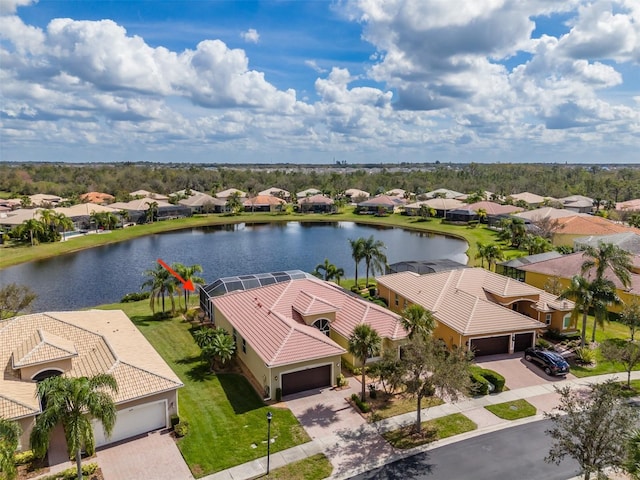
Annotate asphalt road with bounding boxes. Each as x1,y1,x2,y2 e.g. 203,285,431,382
348,420,582,480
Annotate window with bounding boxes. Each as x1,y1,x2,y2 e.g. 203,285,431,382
563,314,571,329
394,294,399,306
242,338,246,354
312,318,330,336
545,313,552,325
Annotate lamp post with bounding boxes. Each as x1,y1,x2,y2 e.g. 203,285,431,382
266,411,273,475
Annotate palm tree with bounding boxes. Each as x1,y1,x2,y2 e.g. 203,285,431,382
145,201,159,223
349,238,365,289
581,242,632,289
118,209,130,228
558,275,594,348
401,304,436,341
0,417,21,480
201,331,236,371
348,324,381,402
362,235,387,287
475,242,488,268
54,212,73,241
485,244,505,271
30,374,117,480
173,263,204,310
20,218,45,246
225,192,243,215
588,278,621,343
141,264,174,314
476,208,487,223
314,258,335,281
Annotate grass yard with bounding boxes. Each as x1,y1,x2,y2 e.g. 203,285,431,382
382,413,477,449
369,393,443,421
98,299,310,477
263,454,333,480
484,400,537,420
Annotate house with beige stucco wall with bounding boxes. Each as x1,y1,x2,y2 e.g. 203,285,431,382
204,273,407,399
0,310,183,451
376,268,574,357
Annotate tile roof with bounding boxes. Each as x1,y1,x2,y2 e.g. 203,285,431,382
0,310,182,421
376,268,557,336
519,252,640,295
466,201,524,215
345,188,370,198
296,188,322,198
508,192,547,204
425,188,465,199
244,195,286,206
259,187,290,197
574,233,640,255
516,207,582,221
109,198,174,211
79,192,115,204
406,198,464,210
554,215,640,236
178,193,225,207
616,199,640,211
359,195,407,207
298,194,335,205
215,188,246,198
53,203,118,218
12,329,78,368
212,278,406,367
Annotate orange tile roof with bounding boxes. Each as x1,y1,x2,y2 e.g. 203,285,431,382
554,215,640,236
79,192,115,204
466,201,523,215
244,195,286,206
376,268,560,336
0,311,182,421
212,278,406,367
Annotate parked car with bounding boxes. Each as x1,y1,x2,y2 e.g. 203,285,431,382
524,347,570,376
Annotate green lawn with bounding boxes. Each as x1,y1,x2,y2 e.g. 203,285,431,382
98,299,310,477
264,454,333,480
370,394,443,420
0,209,517,269
382,413,477,449
484,400,537,420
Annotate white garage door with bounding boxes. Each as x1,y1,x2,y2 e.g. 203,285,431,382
93,400,167,447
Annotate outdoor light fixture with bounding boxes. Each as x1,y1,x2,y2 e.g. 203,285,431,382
266,411,273,474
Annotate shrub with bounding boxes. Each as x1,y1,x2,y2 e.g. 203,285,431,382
275,387,282,402
336,373,347,388
536,337,552,349
479,370,505,393
543,328,563,341
184,308,200,322
368,286,376,297
174,421,189,437
574,347,596,365
14,450,35,465
39,463,99,480
469,371,490,396
350,393,371,413
170,414,180,428
120,291,150,303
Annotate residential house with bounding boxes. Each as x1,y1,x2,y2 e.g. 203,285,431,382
385,188,408,198
215,188,247,202
385,259,468,275
516,252,640,315
496,251,565,282
53,203,120,230
551,215,640,247
376,268,574,356
357,195,406,214
0,310,182,451
243,195,286,212
258,187,291,202
178,193,226,214
109,198,190,223
559,195,594,214
574,233,640,255
202,272,407,398
404,198,464,218
79,192,115,205
344,189,370,203
29,194,65,207
296,188,322,199
466,201,523,224
616,199,640,212
507,192,549,209
445,207,479,223
129,190,169,201
424,188,465,199
297,194,336,213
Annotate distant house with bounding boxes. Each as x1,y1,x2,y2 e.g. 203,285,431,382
79,191,115,205
424,188,465,199
559,195,594,214
385,188,407,198
574,233,640,255
445,207,479,223
297,194,336,213
259,187,291,201
215,188,247,202
377,268,573,356
296,188,322,199
616,199,640,212
496,251,564,282
53,204,120,230
344,188,370,203
386,259,468,275
466,201,524,217
202,272,407,398
178,193,227,214
404,198,464,218
507,192,549,209
551,215,640,246
110,198,190,223
28,194,65,207
357,195,406,214
129,190,169,201
243,195,286,212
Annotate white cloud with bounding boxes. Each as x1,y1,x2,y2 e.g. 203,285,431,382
240,28,260,44
0,0,36,15
304,59,327,73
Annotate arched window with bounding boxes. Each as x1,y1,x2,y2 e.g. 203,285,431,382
312,319,330,336
31,369,63,382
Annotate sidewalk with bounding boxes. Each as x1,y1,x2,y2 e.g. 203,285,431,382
204,370,640,480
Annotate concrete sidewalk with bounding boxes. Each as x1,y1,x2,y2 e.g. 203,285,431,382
203,370,640,480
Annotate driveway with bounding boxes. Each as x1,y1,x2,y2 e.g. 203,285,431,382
97,430,193,480
474,352,576,390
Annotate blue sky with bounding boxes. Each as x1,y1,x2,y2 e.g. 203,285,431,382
1,0,639,164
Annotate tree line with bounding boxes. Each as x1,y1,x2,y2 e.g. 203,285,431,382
2,162,640,204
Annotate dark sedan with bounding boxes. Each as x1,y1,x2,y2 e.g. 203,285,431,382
524,347,570,376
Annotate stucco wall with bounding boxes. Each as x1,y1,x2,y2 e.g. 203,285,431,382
20,358,73,380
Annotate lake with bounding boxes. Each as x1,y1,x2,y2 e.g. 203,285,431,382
0,222,468,311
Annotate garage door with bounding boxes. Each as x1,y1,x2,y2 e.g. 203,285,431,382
470,336,510,356
514,332,534,352
93,400,167,447
282,365,331,396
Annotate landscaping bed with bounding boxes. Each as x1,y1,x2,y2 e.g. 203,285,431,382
382,413,477,449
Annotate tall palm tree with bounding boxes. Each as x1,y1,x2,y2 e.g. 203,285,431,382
31,374,117,480
173,263,204,310
142,264,174,314
349,238,365,289
401,304,436,341
145,201,159,223
475,242,488,268
348,324,381,402
362,235,387,287
581,242,632,289
20,218,45,246
485,244,505,271
54,212,73,241
588,278,621,343
558,275,594,348
0,417,21,480
314,258,335,281
118,209,130,228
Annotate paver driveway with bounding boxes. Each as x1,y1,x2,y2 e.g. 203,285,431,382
474,352,576,390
